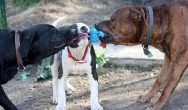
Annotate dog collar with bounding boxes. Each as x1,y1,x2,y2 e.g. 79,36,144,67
67,42,92,64
142,6,154,58
15,31,25,71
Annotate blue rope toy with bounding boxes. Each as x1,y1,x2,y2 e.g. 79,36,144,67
89,28,105,43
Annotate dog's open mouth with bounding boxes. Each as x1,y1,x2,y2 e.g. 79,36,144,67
68,33,89,48
71,33,88,41
95,25,114,43
54,35,82,49
78,33,89,39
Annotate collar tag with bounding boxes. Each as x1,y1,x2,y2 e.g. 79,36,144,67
77,60,86,64
147,52,153,58
143,45,153,58
20,71,27,80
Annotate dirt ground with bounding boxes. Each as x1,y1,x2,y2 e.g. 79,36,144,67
1,0,188,110
1,64,188,110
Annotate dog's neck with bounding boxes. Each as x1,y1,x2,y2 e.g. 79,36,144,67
140,5,171,53
69,40,90,60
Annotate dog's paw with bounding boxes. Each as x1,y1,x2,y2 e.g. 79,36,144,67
91,103,103,110
52,96,58,105
56,105,66,110
137,95,151,103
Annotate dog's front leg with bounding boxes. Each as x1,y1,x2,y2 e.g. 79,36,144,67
0,85,17,110
51,55,61,104
88,46,103,110
88,69,103,110
56,71,68,110
88,73,103,110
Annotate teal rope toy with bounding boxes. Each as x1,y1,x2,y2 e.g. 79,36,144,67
89,28,105,43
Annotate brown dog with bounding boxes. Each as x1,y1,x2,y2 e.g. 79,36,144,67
96,1,188,110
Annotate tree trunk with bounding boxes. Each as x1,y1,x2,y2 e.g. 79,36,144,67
0,0,7,29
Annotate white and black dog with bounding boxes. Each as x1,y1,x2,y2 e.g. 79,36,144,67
51,23,103,110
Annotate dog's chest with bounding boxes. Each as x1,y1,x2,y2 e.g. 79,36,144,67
62,47,92,74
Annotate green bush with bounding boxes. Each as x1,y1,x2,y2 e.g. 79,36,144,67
33,57,52,82
95,50,110,74
0,0,7,29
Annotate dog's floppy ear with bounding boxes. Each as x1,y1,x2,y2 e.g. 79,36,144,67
19,31,35,58
129,7,148,26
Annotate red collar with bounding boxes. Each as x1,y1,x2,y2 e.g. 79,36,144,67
67,42,92,64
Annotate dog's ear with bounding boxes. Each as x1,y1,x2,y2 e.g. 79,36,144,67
129,10,142,21
19,31,35,58
129,7,147,26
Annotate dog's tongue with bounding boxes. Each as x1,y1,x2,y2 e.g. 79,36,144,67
101,43,107,48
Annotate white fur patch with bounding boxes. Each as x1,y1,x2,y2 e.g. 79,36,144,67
76,22,90,33
89,74,103,110
57,77,66,110
51,52,61,105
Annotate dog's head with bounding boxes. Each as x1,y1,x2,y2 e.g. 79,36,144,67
19,24,80,63
95,6,148,45
68,23,90,48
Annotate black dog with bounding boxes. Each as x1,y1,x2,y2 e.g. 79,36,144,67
0,23,79,110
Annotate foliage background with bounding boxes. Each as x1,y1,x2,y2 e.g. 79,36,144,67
0,0,7,28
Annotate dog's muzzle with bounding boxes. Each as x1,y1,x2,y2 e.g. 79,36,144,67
71,33,89,42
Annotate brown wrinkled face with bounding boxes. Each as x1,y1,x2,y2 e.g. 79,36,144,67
96,6,146,45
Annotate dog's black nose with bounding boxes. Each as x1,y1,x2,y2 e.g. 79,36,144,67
81,26,88,33
95,23,98,27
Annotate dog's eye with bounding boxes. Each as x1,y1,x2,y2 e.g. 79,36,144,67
81,26,88,33
138,14,142,21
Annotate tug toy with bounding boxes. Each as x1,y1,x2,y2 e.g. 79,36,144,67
89,28,105,42
89,28,107,48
